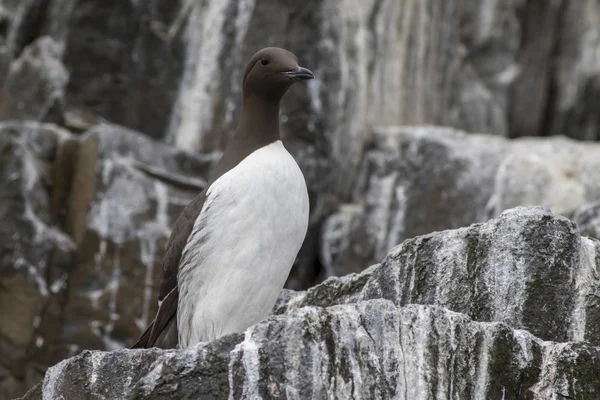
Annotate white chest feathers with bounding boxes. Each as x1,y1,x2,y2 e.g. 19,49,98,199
177,140,309,347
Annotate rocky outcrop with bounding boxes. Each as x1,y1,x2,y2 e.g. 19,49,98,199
0,121,216,398
2,0,600,288
0,122,75,400
59,123,216,355
23,207,600,399
2,0,600,398
321,126,600,277
4,123,600,399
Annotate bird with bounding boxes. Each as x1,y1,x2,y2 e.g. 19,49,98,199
132,47,313,349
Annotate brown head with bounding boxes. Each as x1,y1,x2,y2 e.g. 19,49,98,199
209,47,313,184
241,47,314,101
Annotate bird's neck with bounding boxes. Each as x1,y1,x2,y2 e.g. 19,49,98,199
235,93,281,145
207,93,282,186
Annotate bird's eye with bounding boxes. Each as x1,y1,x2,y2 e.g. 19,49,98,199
261,58,269,66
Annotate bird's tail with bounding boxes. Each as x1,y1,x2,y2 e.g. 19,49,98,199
131,321,154,349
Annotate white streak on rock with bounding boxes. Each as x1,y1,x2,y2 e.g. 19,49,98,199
571,237,598,341
42,358,69,400
167,0,230,152
229,327,262,400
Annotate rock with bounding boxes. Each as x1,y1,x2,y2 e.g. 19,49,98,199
0,121,218,398
27,304,600,399
51,131,100,246
300,206,600,345
22,206,600,399
571,201,600,240
1,36,68,122
545,1,600,141
0,121,76,400
3,0,600,397
3,0,599,292
321,126,600,277
57,123,216,357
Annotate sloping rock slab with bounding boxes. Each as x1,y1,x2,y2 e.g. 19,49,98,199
292,206,600,346
0,121,75,399
24,206,600,400
24,301,600,399
321,126,600,277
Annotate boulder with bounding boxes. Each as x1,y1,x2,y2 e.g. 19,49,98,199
1,36,68,122
23,207,600,399
321,127,600,277
3,0,599,291
0,121,75,400
0,121,217,398
58,123,216,356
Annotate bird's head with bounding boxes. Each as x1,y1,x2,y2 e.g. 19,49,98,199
242,47,314,101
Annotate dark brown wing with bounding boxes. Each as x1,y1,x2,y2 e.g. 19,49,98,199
132,191,207,349
131,287,179,348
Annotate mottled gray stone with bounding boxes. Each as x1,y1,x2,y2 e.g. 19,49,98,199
571,200,600,241
3,0,600,398
25,206,600,400
2,36,68,122
305,207,600,346
0,121,75,400
58,123,216,357
3,0,599,295
28,301,600,400
321,127,600,277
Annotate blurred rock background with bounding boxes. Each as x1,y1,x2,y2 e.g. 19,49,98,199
0,0,599,398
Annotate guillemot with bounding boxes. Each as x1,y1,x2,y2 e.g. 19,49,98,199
133,47,313,348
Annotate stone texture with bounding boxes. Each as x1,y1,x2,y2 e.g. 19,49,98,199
296,207,600,346
0,121,76,400
1,36,68,122
0,121,217,398
321,126,600,277
58,123,216,357
2,0,600,398
2,0,599,291
5,0,599,143
20,207,600,399
571,200,600,241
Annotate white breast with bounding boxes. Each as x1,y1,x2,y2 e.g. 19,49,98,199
177,140,309,347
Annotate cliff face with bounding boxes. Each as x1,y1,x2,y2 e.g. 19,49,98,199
2,0,600,398
21,207,600,399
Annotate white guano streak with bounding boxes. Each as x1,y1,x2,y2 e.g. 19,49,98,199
168,0,230,152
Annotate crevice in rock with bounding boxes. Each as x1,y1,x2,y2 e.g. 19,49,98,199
12,0,52,59
539,0,568,138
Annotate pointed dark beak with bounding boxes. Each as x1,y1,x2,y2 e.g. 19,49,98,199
282,66,314,82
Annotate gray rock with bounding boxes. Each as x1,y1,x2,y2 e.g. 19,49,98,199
572,200,600,240
2,0,599,292
1,36,68,122
321,126,600,277
4,0,598,142
303,206,600,346
0,121,75,400
58,123,216,356
0,121,219,397
23,206,600,399
27,303,600,399
3,1,600,397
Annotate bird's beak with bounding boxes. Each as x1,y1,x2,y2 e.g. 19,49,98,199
282,66,314,82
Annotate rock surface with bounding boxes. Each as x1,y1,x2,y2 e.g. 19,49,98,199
23,207,600,399
2,0,600,398
0,122,75,400
321,126,600,277
0,121,216,398
2,0,600,288
56,123,216,356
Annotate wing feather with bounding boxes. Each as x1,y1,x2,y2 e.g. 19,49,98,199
131,192,207,348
